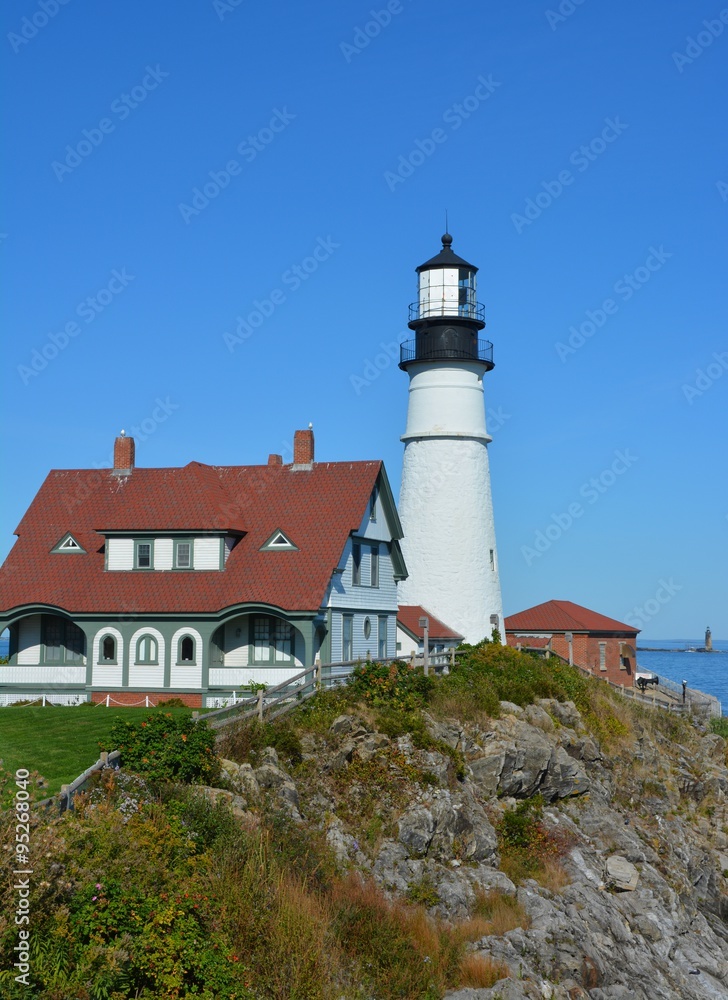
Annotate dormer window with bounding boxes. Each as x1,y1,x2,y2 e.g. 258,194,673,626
135,540,153,569
174,540,193,569
260,530,298,551
51,533,86,554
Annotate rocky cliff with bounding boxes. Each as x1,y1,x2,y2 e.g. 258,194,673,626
216,696,728,999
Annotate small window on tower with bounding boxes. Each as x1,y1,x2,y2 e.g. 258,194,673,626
489,549,495,571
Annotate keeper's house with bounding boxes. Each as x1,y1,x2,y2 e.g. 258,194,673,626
0,429,406,707
505,600,639,686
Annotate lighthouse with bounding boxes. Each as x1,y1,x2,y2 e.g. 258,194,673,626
397,233,503,644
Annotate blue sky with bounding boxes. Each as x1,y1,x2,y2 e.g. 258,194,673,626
2,0,726,639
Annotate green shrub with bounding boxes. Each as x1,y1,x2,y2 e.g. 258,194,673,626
349,659,434,711
107,711,219,784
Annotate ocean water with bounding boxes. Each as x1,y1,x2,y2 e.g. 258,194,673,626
637,639,728,715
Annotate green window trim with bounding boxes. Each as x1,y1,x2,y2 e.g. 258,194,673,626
99,634,118,664
174,539,194,570
51,533,86,554
342,614,353,661
136,634,159,665
378,615,388,659
176,635,196,664
250,616,295,665
134,539,154,570
370,545,379,588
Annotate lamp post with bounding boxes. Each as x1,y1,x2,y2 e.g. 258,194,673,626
419,616,429,675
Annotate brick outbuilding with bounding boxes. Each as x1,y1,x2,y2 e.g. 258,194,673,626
505,600,639,686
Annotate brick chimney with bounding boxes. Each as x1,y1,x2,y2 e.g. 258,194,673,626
292,427,314,469
268,453,283,466
112,431,135,476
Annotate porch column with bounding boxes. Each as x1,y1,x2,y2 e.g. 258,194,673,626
297,619,317,669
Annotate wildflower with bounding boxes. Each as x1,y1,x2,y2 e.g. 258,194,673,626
92,896,97,902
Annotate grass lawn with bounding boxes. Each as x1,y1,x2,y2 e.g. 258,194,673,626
0,705,196,800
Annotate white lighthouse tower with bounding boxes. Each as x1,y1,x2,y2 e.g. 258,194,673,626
397,233,503,643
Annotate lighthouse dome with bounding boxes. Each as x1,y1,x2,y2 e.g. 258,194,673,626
415,233,478,273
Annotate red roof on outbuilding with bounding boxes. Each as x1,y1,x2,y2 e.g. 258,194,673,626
0,461,383,615
505,600,638,635
397,605,463,642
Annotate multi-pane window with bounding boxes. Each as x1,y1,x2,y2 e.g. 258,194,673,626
343,615,353,661
135,540,153,569
370,546,379,588
44,619,85,664
274,621,292,662
352,543,362,586
599,642,607,671
252,617,294,664
254,618,269,661
136,635,158,664
175,540,192,569
378,616,388,660
44,621,63,662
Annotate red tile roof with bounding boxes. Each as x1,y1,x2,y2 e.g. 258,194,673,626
0,461,383,615
505,600,638,635
397,605,463,642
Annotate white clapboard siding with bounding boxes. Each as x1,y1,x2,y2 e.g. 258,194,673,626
194,537,220,569
170,665,202,687
155,538,173,570
170,627,202,688
92,628,124,669
17,615,41,664
208,665,302,688
396,625,419,657
91,664,123,687
224,621,249,666
107,537,134,570
128,664,165,687
0,665,86,684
